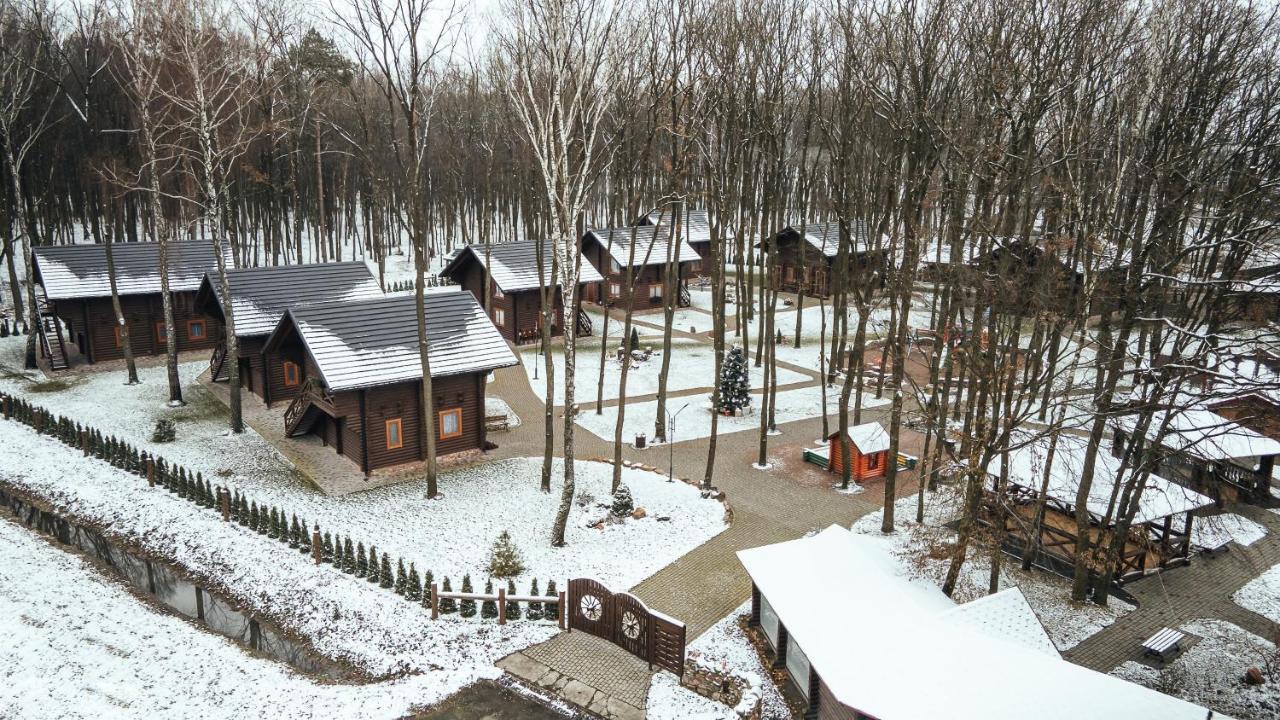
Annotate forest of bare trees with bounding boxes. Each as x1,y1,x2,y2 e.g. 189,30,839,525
3,0,1279,598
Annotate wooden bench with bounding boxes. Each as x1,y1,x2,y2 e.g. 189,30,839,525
1141,628,1185,662
484,414,510,433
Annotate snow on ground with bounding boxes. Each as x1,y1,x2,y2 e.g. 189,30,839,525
485,396,522,429
0,420,557,680
1113,619,1280,720
1192,514,1268,549
647,674,738,720
575,384,889,446
1233,562,1280,624
0,415,725,591
852,489,1133,651
520,337,808,405
0,518,533,719
684,601,791,719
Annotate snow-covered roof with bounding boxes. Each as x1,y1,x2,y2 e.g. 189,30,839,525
440,240,604,293
737,526,1211,720
33,241,223,301
201,263,384,338
941,588,1059,657
584,226,702,268
266,290,517,392
833,421,890,454
767,220,876,259
1116,408,1280,463
636,209,731,245
991,434,1214,524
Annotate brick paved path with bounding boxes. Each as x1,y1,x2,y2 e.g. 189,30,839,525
1066,504,1280,673
499,632,651,719
487,301,912,639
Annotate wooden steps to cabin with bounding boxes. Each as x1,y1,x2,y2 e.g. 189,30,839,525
576,309,593,337
677,283,691,308
283,378,336,437
35,295,69,371
209,343,228,382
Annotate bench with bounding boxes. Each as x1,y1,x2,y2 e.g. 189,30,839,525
484,414,511,433
1141,628,1185,662
1200,537,1232,557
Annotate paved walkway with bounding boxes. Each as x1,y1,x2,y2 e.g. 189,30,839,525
1066,504,1280,673
498,632,651,720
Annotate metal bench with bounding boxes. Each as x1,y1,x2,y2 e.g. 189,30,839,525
1141,628,1185,661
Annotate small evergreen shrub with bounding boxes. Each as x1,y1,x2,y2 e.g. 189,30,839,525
611,485,634,517
380,554,394,589
366,545,380,583
487,530,525,578
526,579,544,621
504,579,521,621
460,574,476,617
407,563,422,601
152,419,176,443
545,580,559,622
439,577,457,614
481,579,498,619
395,559,407,596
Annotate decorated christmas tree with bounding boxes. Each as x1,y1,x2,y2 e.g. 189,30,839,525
487,531,525,578
717,345,751,414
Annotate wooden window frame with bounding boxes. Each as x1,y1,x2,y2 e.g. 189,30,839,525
187,318,207,341
609,282,621,297
649,283,663,299
385,417,404,450
493,286,505,300
113,324,124,348
494,308,506,327
438,408,463,440
867,452,881,470
282,360,301,388
154,321,167,345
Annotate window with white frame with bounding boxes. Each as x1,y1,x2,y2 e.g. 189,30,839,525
649,284,663,299
494,308,506,326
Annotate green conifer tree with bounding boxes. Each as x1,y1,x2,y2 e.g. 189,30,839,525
421,570,434,607
380,554,394,589
289,516,301,548
460,574,477,617
356,542,368,577
526,579,544,621
342,537,355,573
439,577,457,614
407,563,422,601
395,559,407,595
323,532,335,563
481,579,498,619
545,580,559,622
366,545,380,583
504,580,521,620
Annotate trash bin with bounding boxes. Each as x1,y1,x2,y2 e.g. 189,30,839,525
635,433,647,449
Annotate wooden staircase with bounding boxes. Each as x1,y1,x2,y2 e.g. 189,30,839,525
283,378,337,437
209,343,228,382
677,283,691,308
576,308,593,337
35,295,69,371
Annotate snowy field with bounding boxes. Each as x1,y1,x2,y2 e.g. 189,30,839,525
0,416,725,591
1233,562,1280,623
0,518,541,719
575,384,889,446
520,337,809,404
1113,619,1280,720
852,490,1133,651
0,421,559,680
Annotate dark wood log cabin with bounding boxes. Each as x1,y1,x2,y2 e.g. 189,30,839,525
438,240,604,345
262,290,517,475
633,209,729,278
31,241,223,368
760,221,884,298
194,262,383,405
580,226,701,312
971,238,1084,316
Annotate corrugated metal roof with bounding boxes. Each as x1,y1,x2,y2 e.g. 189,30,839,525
585,226,702,268
637,209,733,244
276,289,517,392
441,240,604,293
33,241,222,301
206,262,384,338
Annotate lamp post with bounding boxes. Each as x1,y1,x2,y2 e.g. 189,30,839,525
667,402,689,482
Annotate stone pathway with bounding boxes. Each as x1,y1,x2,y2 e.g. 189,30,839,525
1066,504,1280,673
498,632,652,720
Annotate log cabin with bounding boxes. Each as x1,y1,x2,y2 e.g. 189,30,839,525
633,209,729,278
1113,408,1280,506
759,221,884,298
262,290,517,475
970,238,1084,316
825,422,890,482
438,239,604,345
737,526,1210,720
985,434,1212,582
31,241,223,369
580,226,701,312
193,262,384,405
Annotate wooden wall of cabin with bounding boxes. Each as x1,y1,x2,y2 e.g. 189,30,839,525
239,336,266,399
817,678,867,720
826,439,887,482
263,340,308,406
54,291,221,363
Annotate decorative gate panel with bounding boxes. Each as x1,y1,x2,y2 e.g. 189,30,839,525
566,577,685,676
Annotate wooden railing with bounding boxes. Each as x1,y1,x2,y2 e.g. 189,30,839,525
283,378,334,436
209,343,228,381
577,309,593,336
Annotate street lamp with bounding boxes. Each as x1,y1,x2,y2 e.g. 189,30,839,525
667,402,690,482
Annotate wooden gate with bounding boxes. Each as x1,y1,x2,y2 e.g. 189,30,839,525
567,577,685,676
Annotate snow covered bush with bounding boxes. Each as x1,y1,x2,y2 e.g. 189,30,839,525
718,346,751,414
481,579,498,619
611,485,635,517
487,530,525,578
526,579,544,621
460,574,477,617
505,579,521,620
151,418,176,443
545,580,560,622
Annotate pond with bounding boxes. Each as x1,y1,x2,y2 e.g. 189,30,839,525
0,486,348,679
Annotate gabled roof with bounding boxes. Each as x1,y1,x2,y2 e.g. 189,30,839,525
439,240,604,293
635,209,732,244
583,226,702,268
766,221,876,259
33,241,222,301
991,433,1214,524
940,588,1059,657
1115,407,1280,463
264,289,516,392
829,421,890,454
737,526,1210,720
198,262,384,338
